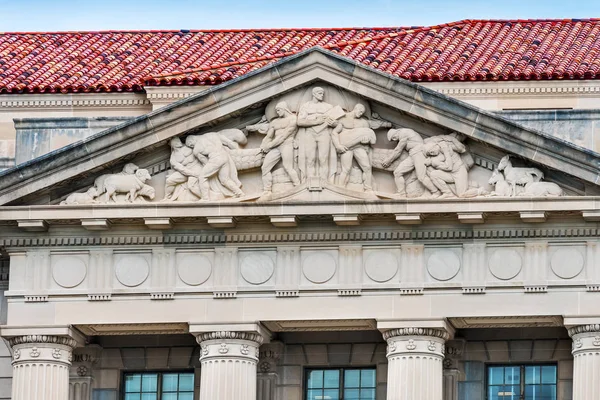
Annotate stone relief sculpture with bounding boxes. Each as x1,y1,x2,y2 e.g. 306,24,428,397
296,87,342,183
489,159,563,197
259,102,301,200
332,104,378,191
59,85,567,205
497,155,544,196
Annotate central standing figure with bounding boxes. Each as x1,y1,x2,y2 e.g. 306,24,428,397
297,87,338,183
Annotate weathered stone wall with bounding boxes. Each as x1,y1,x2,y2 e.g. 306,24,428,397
497,110,600,153
13,117,132,166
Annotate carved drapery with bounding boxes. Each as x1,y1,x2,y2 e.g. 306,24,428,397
196,331,265,400
9,335,77,400
383,328,450,400
568,324,600,400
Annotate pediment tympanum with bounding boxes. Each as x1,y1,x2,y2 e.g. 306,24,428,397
0,48,599,208
58,84,567,206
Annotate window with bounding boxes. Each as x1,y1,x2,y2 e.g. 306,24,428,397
306,368,376,400
123,372,194,400
487,365,557,400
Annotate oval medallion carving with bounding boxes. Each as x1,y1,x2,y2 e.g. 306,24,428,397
177,254,212,286
427,250,460,281
365,251,398,283
240,253,274,285
551,248,584,279
115,255,149,287
52,257,87,288
489,249,522,280
303,253,337,284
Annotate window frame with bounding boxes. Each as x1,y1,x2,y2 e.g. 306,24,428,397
121,370,196,400
485,363,558,400
304,366,377,400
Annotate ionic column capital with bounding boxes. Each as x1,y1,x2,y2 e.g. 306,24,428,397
196,331,264,363
8,334,79,349
567,324,600,337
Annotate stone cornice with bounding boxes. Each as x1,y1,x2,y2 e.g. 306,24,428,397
196,331,265,345
382,328,451,341
568,324,600,337
421,80,600,98
0,93,150,109
8,335,78,348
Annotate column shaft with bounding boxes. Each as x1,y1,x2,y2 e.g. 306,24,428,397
384,328,449,400
197,331,263,400
569,325,600,400
9,335,76,400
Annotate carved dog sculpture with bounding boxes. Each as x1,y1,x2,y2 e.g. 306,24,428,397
497,155,544,196
520,181,563,197
488,168,512,197
99,169,153,203
60,187,99,205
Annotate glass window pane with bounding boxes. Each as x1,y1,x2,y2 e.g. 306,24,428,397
360,369,376,388
505,367,520,385
160,394,176,400
541,384,557,398
141,394,157,400
323,370,340,389
178,373,194,391
344,388,360,399
125,395,141,400
488,367,505,385
125,374,142,393
162,373,179,392
344,370,360,388
323,388,340,399
308,370,324,389
541,366,557,384
142,374,158,392
360,388,376,400
526,366,540,385
178,394,193,400
306,389,322,400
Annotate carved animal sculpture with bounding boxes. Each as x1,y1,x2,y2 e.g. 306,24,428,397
60,187,99,205
488,168,512,197
101,169,153,203
520,181,563,197
497,155,543,196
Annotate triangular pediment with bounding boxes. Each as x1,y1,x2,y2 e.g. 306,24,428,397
1,48,599,208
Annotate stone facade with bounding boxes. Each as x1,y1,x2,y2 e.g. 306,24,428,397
0,49,598,400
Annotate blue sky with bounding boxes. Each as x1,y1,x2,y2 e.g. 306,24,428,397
1,0,600,32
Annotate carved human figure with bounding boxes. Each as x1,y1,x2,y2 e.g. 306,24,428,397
332,104,377,190
423,134,469,198
164,137,204,201
297,87,338,182
260,102,300,196
186,133,244,200
382,128,441,198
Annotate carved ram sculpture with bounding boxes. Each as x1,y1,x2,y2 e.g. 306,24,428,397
94,169,153,203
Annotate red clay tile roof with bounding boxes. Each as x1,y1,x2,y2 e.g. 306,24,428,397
2,19,600,94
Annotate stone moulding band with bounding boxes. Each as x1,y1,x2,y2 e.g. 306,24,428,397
382,327,451,341
8,335,78,348
1,227,599,248
567,324,600,337
196,331,264,345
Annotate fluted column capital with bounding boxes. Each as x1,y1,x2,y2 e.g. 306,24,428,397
382,327,452,341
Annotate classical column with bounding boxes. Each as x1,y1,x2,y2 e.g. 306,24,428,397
196,331,264,400
257,341,283,400
9,335,77,400
568,323,600,399
382,325,453,400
